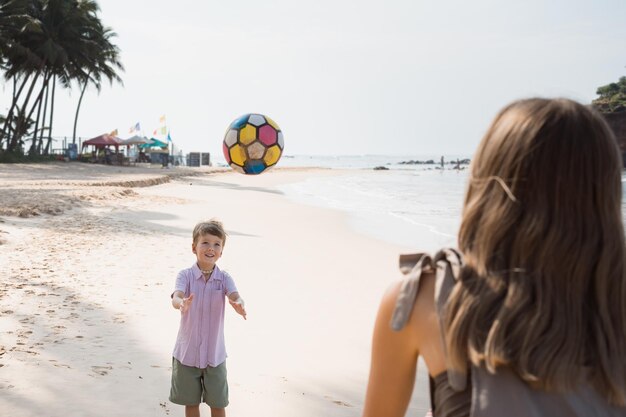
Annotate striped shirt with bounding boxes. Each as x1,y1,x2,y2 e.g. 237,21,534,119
172,263,237,368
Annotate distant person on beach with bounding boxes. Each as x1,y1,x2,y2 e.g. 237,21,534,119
170,219,247,417
362,98,626,417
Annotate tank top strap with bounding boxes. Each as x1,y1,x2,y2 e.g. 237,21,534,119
390,253,433,331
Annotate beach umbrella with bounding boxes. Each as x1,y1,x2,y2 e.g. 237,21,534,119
139,138,168,149
82,133,122,148
119,135,149,146
81,134,122,162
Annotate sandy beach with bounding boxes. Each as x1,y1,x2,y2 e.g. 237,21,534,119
0,162,430,417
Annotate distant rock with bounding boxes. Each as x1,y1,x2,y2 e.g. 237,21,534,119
399,158,471,166
399,159,435,165
373,166,389,170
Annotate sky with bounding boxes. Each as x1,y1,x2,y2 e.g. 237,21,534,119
1,0,625,159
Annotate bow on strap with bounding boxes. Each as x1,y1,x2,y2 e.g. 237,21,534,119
390,248,468,391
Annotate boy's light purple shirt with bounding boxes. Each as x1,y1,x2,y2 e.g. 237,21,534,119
172,263,237,368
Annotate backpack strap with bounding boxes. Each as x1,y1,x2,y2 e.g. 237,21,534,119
391,253,433,331
433,248,468,391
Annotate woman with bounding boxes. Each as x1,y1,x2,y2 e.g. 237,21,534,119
362,98,626,416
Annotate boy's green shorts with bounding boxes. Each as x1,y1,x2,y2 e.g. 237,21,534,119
169,358,229,408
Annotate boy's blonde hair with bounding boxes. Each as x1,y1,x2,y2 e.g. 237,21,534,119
192,219,227,246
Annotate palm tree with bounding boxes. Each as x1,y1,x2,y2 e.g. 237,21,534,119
41,0,123,150
71,18,124,145
0,103,35,154
0,0,43,151
0,0,123,155
0,0,32,141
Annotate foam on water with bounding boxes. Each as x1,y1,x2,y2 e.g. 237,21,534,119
277,162,467,250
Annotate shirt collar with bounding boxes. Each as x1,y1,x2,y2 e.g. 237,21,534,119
192,263,222,281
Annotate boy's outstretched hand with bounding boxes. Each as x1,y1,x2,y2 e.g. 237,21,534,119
180,293,194,314
229,297,247,320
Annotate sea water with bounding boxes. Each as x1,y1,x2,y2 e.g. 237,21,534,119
275,155,626,250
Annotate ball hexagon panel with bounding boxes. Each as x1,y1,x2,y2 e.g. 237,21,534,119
264,145,281,166
265,116,279,131
245,160,267,174
224,129,238,147
248,114,266,127
259,125,277,146
230,164,245,174
231,114,249,129
247,142,266,159
239,124,257,146
223,142,231,164
229,144,246,167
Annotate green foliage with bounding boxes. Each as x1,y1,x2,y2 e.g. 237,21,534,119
0,0,123,155
0,149,55,163
593,76,626,113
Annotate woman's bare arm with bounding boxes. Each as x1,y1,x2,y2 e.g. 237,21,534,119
363,281,421,417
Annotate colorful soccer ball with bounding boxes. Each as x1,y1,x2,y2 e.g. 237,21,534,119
222,113,284,175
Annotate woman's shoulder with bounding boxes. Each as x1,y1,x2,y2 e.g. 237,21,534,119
382,267,447,375
382,269,438,338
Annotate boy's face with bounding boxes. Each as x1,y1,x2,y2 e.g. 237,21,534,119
192,233,224,269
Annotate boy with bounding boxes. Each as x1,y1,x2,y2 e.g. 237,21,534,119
170,220,246,417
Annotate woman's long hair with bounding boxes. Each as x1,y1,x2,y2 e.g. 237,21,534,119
444,98,626,404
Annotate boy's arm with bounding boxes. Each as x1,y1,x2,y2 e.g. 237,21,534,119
172,290,194,313
228,292,247,320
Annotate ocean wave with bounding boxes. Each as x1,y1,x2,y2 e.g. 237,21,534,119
388,211,456,238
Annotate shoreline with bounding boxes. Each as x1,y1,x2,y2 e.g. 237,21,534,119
0,162,333,218
0,163,430,417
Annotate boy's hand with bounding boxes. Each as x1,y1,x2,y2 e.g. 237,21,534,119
229,297,247,320
180,293,194,314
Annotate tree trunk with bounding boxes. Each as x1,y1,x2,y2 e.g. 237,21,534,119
29,82,46,155
73,72,91,145
0,73,31,149
37,79,50,154
16,72,50,154
8,71,47,153
7,65,45,152
44,74,57,155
